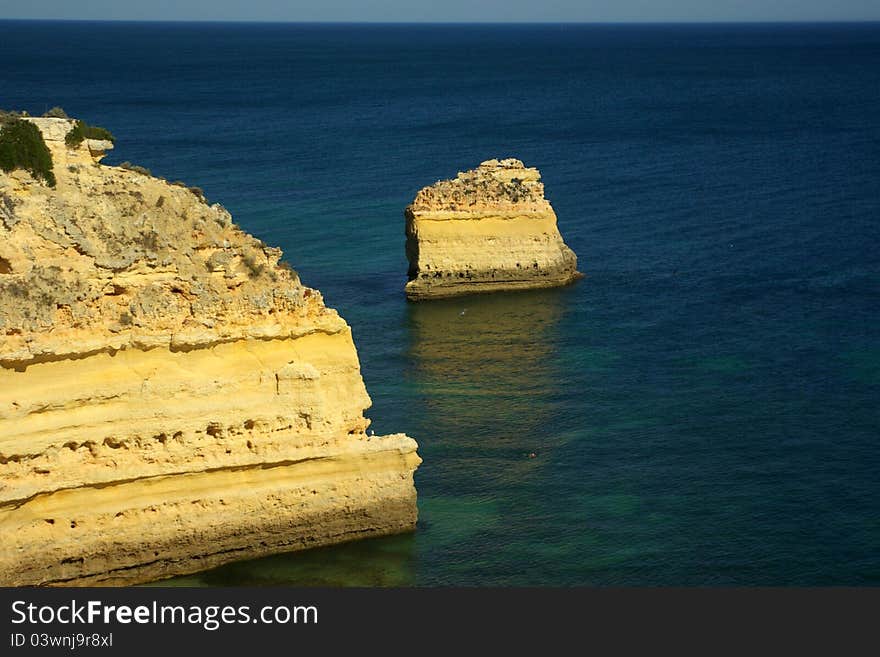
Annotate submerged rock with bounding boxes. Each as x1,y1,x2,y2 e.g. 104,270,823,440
404,158,580,300
0,117,420,586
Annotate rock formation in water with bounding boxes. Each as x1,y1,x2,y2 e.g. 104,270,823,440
404,158,580,300
0,117,420,586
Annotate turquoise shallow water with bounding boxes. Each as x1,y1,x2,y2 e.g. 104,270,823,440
3,21,879,585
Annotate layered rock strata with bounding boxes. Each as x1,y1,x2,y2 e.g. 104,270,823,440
404,158,580,300
0,118,420,586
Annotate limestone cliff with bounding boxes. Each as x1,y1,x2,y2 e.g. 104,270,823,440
0,118,420,586
404,158,580,300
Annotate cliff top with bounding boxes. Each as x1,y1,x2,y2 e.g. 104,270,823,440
408,157,551,214
0,116,338,367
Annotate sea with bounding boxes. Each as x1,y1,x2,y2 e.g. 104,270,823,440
1,21,878,585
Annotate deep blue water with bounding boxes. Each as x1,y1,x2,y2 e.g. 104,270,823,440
2,21,878,585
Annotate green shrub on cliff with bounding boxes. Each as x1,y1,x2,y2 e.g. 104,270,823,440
119,161,152,176
0,109,24,126
65,119,115,147
43,106,69,118
0,119,56,187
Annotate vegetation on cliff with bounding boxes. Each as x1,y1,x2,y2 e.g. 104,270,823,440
65,119,115,147
0,117,56,187
0,107,112,188
42,106,69,119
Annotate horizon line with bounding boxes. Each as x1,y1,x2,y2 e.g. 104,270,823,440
1,18,880,25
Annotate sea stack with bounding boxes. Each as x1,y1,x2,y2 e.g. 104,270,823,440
404,158,580,300
0,117,421,586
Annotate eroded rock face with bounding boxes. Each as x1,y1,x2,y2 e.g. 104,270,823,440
404,158,580,300
0,118,420,586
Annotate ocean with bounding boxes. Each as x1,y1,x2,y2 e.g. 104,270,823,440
1,21,878,585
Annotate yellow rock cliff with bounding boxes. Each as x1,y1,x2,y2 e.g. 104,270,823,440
404,158,580,300
0,118,420,586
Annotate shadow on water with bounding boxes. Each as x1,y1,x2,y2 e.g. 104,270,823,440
404,287,569,488
154,532,418,587
402,287,585,583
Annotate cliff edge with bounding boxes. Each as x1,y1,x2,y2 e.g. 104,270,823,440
0,117,420,586
404,158,580,300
